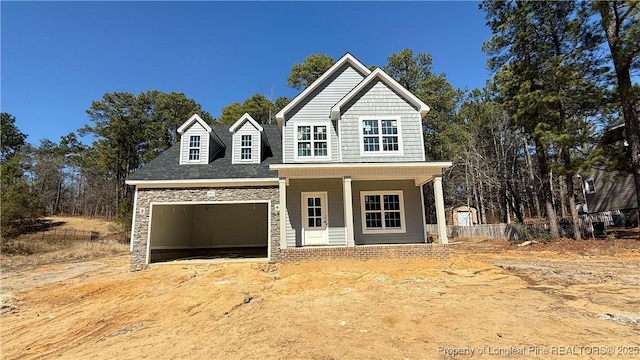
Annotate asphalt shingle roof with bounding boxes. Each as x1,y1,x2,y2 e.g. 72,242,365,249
127,124,282,181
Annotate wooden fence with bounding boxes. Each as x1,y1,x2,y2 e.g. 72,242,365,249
20,227,100,241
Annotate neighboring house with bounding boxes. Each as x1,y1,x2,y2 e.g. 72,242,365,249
126,53,452,270
580,118,639,227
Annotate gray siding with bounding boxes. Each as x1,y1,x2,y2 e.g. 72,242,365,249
283,64,366,163
232,122,261,164
352,180,424,245
586,168,638,213
285,178,346,247
180,122,210,165
340,79,425,162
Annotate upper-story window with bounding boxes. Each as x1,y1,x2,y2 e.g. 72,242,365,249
585,179,596,194
361,117,401,154
296,125,329,159
189,135,201,161
241,134,252,161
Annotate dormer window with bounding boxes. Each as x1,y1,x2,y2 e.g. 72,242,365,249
189,135,201,161
241,135,252,161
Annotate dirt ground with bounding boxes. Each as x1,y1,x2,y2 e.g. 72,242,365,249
1,238,639,359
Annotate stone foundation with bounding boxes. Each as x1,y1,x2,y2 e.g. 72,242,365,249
279,244,450,263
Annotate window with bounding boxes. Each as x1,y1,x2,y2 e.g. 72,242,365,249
360,191,406,234
241,134,252,160
297,125,329,159
361,118,401,154
188,135,200,161
585,179,596,194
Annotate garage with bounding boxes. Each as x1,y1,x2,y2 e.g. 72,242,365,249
147,202,270,263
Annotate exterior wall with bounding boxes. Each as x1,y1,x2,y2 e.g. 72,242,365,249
340,79,425,162
283,63,366,163
280,244,449,262
285,178,346,247
586,168,638,213
352,180,424,245
180,122,210,165
131,187,279,270
232,122,261,164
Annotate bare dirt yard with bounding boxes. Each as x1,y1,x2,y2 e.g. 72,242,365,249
1,236,639,359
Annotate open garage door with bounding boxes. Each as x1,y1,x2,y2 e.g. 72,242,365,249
148,202,269,263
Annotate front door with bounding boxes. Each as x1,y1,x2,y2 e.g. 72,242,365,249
302,192,328,245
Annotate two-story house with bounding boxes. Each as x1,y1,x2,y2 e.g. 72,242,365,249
126,53,451,271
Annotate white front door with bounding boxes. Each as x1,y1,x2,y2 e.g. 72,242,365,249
302,192,328,246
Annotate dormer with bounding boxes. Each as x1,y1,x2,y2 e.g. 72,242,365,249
177,114,219,165
229,113,264,164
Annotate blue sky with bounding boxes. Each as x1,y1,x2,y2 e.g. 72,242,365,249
2,1,492,146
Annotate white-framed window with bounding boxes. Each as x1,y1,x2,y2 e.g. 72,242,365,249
360,117,402,155
188,135,200,161
585,179,596,194
240,134,252,161
296,124,329,159
360,190,406,234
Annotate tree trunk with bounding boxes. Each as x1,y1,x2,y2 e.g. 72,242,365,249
559,175,567,218
523,136,541,218
535,139,560,238
562,146,582,240
599,2,640,228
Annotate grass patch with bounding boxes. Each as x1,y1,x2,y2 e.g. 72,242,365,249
1,236,129,271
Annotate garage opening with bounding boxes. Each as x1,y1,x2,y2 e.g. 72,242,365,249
148,202,269,263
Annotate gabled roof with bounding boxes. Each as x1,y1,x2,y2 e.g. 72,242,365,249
177,114,212,134
275,53,371,127
330,68,431,120
229,113,263,133
127,125,282,182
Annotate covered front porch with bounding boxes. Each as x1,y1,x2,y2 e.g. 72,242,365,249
270,162,451,250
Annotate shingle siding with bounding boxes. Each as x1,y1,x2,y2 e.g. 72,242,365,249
180,123,210,165
285,178,346,247
283,64,366,163
352,180,425,245
232,122,261,164
339,79,425,163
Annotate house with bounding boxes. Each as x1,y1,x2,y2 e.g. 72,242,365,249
580,118,639,227
126,53,452,270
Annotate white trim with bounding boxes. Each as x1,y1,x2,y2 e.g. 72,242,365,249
360,190,406,235
279,178,288,250
275,53,371,127
337,119,342,162
130,186,138,252
177,114,213,134
270,162,452,170
300,191,329,246
146,200,272,265
229,113,264,133
433,176,448,244
343,177,355,246
330,68,430,120
358,116,404,156
125,178,279,188
420,184,427,243
418,114,426,162
293,122,332,161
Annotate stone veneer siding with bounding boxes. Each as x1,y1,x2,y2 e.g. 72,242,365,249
279,244,450,263
131,187,280,271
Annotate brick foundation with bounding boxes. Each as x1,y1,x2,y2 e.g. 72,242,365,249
279,243,450,263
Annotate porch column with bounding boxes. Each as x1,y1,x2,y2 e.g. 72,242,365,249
433,175,449,244
279,178,287,249
343,177,355,246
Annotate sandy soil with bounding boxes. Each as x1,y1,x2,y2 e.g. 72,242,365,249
1,238,639,359
43,216,119,236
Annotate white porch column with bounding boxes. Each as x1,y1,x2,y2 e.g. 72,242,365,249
279,178,288,249
343,177,355,246
433,175,449,244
